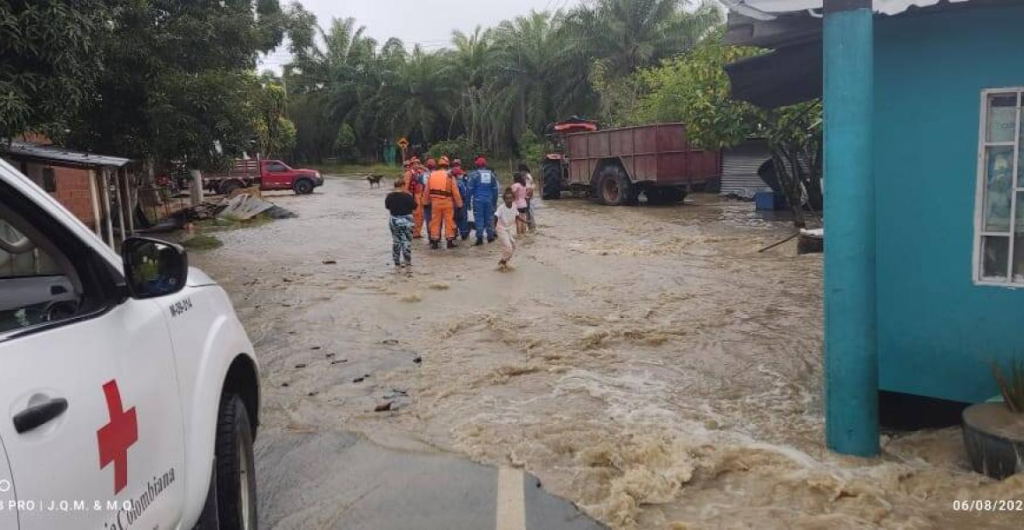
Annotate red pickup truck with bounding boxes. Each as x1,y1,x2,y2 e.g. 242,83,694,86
204,159,324,195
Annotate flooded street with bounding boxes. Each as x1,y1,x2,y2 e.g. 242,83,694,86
193,176,1022,529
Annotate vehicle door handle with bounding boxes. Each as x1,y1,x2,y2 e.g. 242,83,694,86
13,398,68,434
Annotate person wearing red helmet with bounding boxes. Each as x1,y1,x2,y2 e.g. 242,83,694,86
466,156,500,245
423,157,463,248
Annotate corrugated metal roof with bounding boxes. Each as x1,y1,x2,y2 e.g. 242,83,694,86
2,141,131,168
722,0,973,18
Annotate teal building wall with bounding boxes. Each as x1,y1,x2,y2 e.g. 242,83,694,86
873,6,1024,404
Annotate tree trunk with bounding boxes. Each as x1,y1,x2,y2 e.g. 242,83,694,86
189,169,204,206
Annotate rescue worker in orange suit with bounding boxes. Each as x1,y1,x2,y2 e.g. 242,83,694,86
423,156,463,249
451,159,471,240
409,158,430,238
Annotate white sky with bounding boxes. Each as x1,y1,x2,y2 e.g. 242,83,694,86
260,0,588,72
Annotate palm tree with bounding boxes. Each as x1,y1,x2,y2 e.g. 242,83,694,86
562,0,722,78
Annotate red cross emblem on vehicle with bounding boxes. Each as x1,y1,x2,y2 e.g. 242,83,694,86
97,380,138,494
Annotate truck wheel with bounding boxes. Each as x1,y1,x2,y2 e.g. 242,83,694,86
220,181,241,196
645,188,666,205
595,166,631,206
293,179,313,195
541,161,562,200
216,393,257,530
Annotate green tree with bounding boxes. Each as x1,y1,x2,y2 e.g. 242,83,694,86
638,34,822,227
0,1,109,140
334,123,358,162
65,0,287,168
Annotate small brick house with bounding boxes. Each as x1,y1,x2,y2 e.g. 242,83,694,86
2,140,133,247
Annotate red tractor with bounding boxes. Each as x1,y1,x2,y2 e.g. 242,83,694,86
541,118,721,205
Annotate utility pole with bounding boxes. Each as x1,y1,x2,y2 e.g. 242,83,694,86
823,0,878,457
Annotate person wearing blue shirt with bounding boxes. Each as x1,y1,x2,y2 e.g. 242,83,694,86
466,156,500,245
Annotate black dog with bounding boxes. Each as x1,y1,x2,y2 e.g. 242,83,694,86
367,175,384,188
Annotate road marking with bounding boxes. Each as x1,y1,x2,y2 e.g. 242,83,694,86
495,467,526,530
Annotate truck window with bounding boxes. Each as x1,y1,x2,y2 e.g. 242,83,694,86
0,212,83,335
265,163,286,173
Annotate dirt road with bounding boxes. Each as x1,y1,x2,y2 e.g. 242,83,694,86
192,176,1022,529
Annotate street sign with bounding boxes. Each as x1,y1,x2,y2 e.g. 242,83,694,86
397,137,409,150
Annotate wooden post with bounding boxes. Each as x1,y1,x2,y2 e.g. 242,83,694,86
113,167,127,244
123,167,135,235
88,169,102,237
100,168,115,249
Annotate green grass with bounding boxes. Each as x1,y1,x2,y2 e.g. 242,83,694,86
182,234,223,251
310,163,402,178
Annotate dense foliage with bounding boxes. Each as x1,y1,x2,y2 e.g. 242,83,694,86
277,0,724,165
1,0,289,170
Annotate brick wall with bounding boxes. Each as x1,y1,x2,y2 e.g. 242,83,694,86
51,166,96,228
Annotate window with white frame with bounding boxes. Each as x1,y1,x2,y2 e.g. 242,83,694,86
976,89,1024,285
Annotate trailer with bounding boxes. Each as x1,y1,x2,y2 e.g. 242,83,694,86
542,122,721,205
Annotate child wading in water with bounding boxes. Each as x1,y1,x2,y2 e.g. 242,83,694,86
495,188,526,270
385,179,416,268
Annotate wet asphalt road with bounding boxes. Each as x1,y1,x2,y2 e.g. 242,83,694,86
256,431,606,530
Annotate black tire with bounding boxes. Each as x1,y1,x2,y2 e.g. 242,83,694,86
646,187,686,205
216,394,257,530
541,161,562,200
293,179,313,195
220,181,241,196
594,165,632,206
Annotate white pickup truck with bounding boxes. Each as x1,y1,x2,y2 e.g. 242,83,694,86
0,158,260,529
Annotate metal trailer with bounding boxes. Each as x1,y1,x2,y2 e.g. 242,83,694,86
542,122,721,206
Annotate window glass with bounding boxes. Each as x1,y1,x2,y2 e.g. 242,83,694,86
0,217,79,334
987,93,1017,143
983,146,1014,232
267,163,286,173
982,236,1010,281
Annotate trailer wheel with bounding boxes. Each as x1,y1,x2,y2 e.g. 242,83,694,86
646,188,686,205
595,166,631,206
541,161,562,200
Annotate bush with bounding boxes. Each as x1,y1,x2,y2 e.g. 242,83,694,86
517,130,546,169
426,136,482,163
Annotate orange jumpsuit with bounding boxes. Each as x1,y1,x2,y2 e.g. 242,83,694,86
424,169,463,242
408,168,427,238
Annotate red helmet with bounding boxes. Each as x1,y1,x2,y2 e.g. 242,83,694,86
426,158,437,169
475,156,487,168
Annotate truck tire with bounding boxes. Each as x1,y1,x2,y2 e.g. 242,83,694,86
216,393,257,530
646,187,686,205
293,179,314,195
595,165,632,206
220,181,241,196
541,161,562,200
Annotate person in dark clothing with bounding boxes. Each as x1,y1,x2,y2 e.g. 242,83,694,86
385,179,417,267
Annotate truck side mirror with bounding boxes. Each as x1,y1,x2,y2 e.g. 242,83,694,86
121,237,189,299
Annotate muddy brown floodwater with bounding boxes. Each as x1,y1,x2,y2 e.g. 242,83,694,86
193,176,1023,529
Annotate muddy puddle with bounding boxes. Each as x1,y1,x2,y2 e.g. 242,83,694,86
192,176,1023,529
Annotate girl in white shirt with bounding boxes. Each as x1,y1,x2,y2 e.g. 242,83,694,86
495,188,525,270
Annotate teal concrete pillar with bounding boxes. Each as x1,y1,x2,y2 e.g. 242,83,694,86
823,0,878,456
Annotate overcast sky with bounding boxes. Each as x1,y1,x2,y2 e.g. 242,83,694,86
260,0,588,71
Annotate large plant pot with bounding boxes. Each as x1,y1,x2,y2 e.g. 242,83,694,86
962,402,1024,479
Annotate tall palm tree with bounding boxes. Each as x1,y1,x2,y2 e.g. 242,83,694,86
562,0,722,78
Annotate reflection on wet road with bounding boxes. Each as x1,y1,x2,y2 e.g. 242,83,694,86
193,176,1021,530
